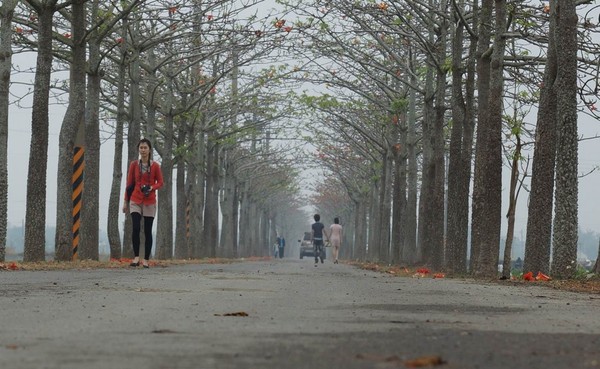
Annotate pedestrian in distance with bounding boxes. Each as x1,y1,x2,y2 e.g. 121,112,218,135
122,138,164,268
311,214,329,265
329,217,342,264
279,236,285,258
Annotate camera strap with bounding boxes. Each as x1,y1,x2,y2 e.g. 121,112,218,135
138,159,152,180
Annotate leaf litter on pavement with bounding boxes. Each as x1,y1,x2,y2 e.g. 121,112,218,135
350,261,600,295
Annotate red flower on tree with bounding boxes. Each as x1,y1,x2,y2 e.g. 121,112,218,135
542,4,550,14
275,19,285,29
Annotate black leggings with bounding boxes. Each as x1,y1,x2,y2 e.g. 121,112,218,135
131,212,154,259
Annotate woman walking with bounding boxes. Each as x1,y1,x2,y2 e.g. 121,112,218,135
329,217,342,264
122,138,163,268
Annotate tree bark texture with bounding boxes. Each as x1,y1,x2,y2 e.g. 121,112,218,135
446,0,476,274
403,68,418,264
107,20,128,260
551,0,578,279
174,127,188,260
54,0,87,262
0,0,18,262
23,2,56,262
367,180,380,261
472,0,506,278
430,9,449,271
219,155,237,258
202,134,219,258
122,43,142,258
156,114,174,259
378,151,392,263
503,135,522,278
391,113,407,265
523,0,558,276
80,7,101,260
469,0,493,274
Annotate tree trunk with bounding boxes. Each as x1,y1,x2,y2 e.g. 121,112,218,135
107,19,128,260
0,0,18,262
419,65,435,266
354,198,368,261
446,0,475,274
202,133,219,258
122,38,142,258
23,3,56,262
380,151,393,263
523,0,558,276
551,0,578,279
430,6,449,271
156,113,174,259
391,112,407,265
403,65,418,264
219,156,237,258
592,239,600,274
469,0,493,274
238,185,250,257
174,125,188,260
189,128,205,259
55,0,87,262
502,135,522,279
472,0,506,278
260,209,269,256
80,3,101,260
367,180,380,261
249,201,260,256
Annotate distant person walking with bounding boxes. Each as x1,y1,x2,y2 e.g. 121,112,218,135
122,138,164,268
329,217,342,264
311,214,329,265
279,236,285,258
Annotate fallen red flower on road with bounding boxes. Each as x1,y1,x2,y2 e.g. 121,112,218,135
404,355,446,367
536,271,551,281
523,271,535,281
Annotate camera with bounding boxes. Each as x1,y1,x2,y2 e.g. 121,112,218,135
141,184,152,197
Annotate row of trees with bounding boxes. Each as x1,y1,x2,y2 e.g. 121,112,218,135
0,0,309,263
278,0,597,278
1,0,598,280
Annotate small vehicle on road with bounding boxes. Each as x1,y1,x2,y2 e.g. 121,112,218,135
299,232,313,259
298,232,325,260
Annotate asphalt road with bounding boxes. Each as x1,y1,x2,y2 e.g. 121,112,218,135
1,258,599,369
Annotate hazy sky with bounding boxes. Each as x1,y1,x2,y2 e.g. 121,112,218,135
6,38,600,240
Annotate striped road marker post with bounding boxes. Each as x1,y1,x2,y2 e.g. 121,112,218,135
72,146,84,260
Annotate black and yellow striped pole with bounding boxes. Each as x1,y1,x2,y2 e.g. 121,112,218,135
72,124,85,260
186,200,191,240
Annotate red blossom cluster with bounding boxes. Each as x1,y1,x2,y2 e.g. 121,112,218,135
522,271,551,281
